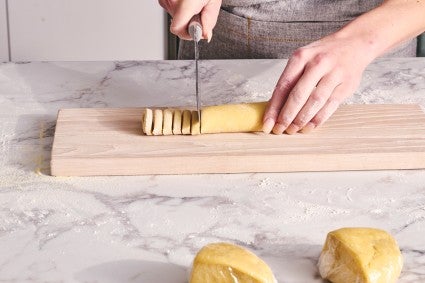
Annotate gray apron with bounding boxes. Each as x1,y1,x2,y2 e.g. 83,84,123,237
179,0,417,59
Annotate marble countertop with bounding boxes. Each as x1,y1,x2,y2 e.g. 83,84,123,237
0,58,424,282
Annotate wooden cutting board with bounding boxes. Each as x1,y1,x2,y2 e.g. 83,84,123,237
51,104,425,176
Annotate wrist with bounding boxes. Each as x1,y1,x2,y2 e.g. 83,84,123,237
332,1,425,62
335,20,386,65
326,27,380,68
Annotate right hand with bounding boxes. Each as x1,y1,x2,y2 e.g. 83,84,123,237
159,0,222,41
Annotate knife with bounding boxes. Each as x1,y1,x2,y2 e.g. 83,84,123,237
188,15,203,129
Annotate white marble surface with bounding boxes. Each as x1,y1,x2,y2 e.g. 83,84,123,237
0,59,424,282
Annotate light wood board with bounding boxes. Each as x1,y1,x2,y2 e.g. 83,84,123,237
51,104,425,176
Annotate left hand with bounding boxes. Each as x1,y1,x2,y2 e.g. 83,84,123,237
262,33,374,134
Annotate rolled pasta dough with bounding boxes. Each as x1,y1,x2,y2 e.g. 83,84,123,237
141,102,268,136
200,102,267,134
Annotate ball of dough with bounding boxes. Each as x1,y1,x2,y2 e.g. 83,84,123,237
189,242,277,283
318,227,403,283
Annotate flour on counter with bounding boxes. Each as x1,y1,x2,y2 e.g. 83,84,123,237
1,59,425,282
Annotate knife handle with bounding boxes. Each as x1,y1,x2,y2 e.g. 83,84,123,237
188,14,203,42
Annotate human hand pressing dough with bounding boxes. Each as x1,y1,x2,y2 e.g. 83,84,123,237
263,33,373,135
263,0,425,135
159,0,222,41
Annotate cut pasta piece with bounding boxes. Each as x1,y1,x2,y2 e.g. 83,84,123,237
163,109,173,136
173,110,183,135
182,110,192,135
152,109,163,136
142,108,153,135
191,111,200,135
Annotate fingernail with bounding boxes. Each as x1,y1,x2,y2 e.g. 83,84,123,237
207,31,213,43
285,124,299,135
301,122,316,134
262,118,275,134
272,123,286,135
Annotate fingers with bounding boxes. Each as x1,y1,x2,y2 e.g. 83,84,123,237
262,34,368,135
158,0,173,14
170,1,202,40
300,84,347,134
285,73,342,134
272,55,331,135
169,0,221,41
201,0,221,42
310,85,346,128
269,69,348,135
262,53,307,133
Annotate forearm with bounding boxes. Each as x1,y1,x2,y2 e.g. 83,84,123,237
333,0,425,61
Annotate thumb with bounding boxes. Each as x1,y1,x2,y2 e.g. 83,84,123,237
171,1,203,40
200,0,221,42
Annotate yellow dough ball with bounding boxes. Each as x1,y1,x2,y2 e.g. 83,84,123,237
189,242,277,283
318,227,403,283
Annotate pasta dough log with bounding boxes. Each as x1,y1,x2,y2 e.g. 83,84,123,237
172,110,183,135
152,109,163,136
200,102,267,134
141,102,269,136
182,110,192,135
162,109,173,136
142,108,153,135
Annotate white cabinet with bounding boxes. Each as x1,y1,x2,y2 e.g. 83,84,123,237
0,0,8,61
8,0,166,61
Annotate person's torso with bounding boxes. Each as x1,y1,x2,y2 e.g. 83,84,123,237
178,0,417,59
222,0,383,22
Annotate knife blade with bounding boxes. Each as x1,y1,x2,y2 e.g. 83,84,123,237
188,15,202,129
